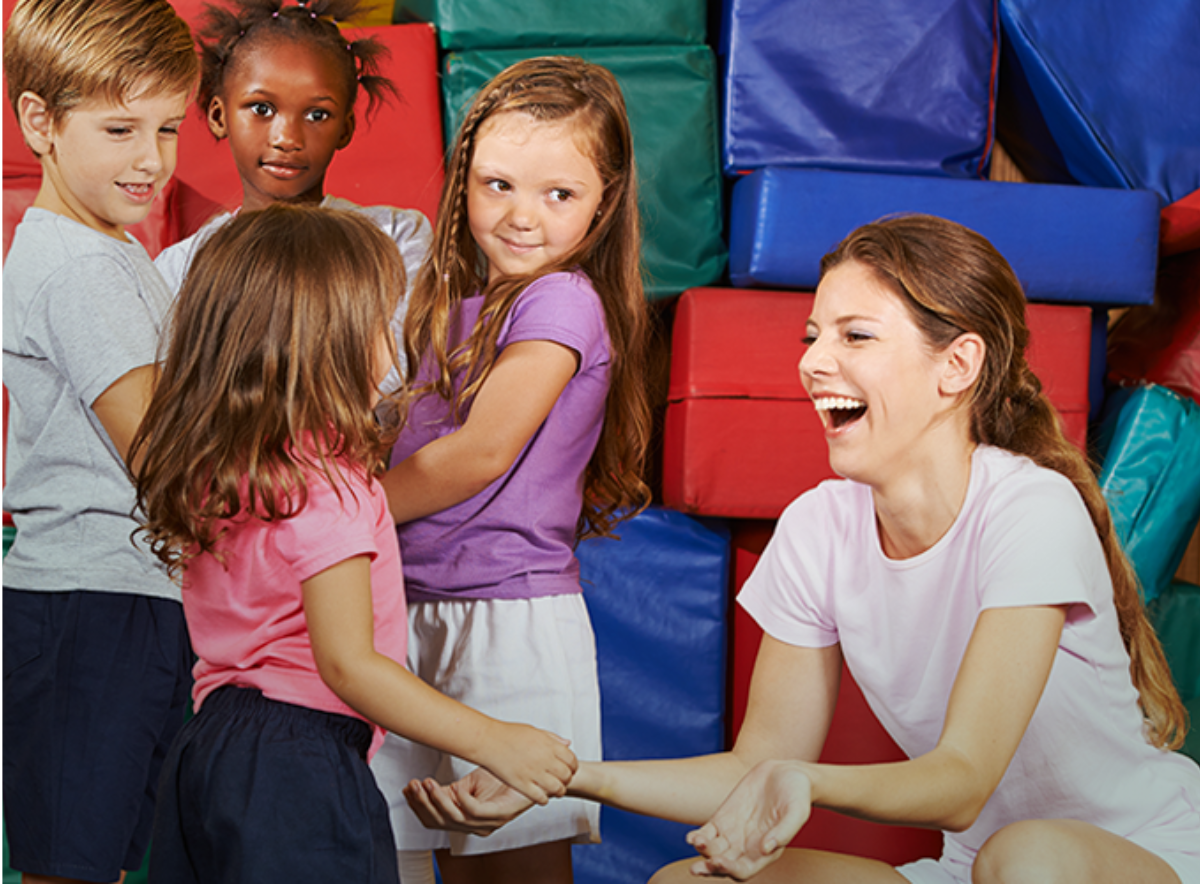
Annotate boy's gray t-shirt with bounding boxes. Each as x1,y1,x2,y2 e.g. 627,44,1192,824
2,208,178,600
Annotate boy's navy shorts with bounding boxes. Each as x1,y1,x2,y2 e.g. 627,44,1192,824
2,587,193,882
149,685,400,884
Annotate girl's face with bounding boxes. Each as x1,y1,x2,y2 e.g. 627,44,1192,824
208,38,355,211
467,110,604,283
799,261,959,486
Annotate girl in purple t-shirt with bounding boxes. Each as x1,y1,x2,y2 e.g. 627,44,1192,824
368,57,652,884
132,204,577,884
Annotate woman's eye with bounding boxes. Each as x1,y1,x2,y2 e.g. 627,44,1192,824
487,179,511,193
846,331,873,343
800,333,816,346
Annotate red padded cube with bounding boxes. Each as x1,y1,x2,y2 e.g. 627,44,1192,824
664,287,1091,518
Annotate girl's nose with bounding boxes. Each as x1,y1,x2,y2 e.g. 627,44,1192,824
271,116,302,151
505,196,536,230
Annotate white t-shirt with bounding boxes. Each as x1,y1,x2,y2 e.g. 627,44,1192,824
740,445,1200,866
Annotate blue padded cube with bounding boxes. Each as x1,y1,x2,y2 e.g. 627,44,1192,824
720,0,998,179
574,507,730,884
997,0,1200,206
729,166,1160,305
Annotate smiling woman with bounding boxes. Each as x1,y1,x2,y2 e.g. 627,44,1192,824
407,214,1200,884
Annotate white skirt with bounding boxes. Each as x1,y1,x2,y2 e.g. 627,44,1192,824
370,593,602,855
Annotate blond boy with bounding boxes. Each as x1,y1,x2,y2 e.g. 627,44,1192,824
3,2,197,881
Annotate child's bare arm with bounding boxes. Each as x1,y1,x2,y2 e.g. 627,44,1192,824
302,556,577,804
380,339,577,524
91,364,157,471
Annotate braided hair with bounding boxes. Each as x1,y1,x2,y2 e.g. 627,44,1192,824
195,0,394,122
820,214,1187,751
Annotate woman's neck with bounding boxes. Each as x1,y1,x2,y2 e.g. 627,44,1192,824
872,440,977,560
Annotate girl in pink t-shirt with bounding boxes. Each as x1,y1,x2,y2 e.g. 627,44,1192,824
412,215,1200,884
132,204,576,884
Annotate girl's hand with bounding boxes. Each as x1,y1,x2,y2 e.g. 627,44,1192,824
403,769,533,836
478,721,577,806
686,760,812,880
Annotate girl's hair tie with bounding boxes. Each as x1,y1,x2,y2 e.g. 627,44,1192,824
272,10,279,17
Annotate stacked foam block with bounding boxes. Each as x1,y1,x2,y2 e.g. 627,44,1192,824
408,0,726,301
658,0,1200,861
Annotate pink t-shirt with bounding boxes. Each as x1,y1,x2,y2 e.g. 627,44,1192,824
185,460,407,747
740,445,1200,865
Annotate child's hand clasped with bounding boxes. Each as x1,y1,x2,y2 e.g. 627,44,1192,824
480,721,577,807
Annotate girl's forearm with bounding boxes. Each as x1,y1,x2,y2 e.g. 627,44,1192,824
568,753,753,826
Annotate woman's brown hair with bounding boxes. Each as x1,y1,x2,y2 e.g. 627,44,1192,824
133,203,404,575
820,213,1187,750
404,55,652,540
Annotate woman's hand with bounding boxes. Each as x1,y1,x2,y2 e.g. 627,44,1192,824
403,768,533,836
686,759,813,880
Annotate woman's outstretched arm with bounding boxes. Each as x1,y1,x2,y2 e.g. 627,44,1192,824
404,637,843,830
688,604,1067,878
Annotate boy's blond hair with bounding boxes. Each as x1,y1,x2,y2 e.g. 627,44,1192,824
4,0,197,144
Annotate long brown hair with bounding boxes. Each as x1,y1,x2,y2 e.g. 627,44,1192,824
405,55,651,540
821,213,1187,750
133,203,404,575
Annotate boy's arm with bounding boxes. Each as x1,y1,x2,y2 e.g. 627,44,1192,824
91,363,157,471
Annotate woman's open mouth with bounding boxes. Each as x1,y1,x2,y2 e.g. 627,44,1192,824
813,396,868,430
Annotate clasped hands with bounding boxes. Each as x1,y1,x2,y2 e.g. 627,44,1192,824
404,758,814,880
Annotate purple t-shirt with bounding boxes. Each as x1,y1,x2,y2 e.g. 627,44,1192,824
394,271,610,602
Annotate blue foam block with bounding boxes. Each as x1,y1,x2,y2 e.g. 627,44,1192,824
729,166,1160,305
573,507,730,884
720,0,998,179
997,0,1200,206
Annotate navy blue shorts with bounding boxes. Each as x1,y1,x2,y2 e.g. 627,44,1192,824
2,587,193,881
149,686,400,884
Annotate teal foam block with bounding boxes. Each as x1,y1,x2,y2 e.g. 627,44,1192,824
1096,385,1200,604
394,0,706,50
574,506,730,884
442,46,727,300
1148,580,1200,764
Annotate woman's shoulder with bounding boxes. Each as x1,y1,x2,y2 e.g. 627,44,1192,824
777,477,872,542
974,445,1080,507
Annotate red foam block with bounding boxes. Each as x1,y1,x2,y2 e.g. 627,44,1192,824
664,287,1091,519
